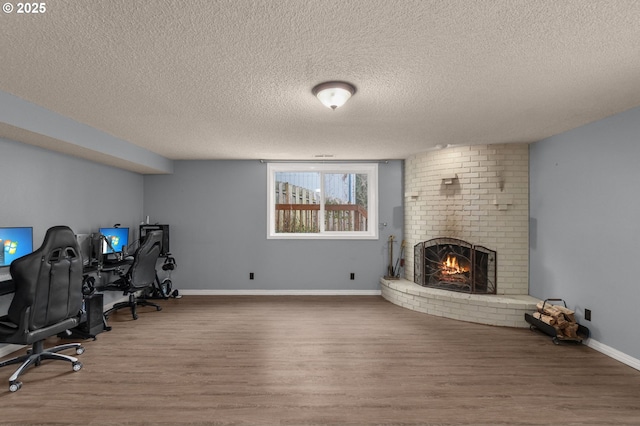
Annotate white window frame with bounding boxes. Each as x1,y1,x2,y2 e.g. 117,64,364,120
267,162,379,240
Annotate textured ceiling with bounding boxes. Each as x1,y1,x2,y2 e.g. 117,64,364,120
2,0,640,169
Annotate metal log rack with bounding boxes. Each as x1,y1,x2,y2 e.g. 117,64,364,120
524,298,590,345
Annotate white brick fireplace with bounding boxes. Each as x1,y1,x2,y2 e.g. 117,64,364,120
381,143,538,327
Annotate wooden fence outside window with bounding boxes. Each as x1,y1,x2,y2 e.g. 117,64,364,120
274,182,367,233
275,203,368,233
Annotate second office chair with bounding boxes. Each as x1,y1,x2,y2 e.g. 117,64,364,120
102,230,163,320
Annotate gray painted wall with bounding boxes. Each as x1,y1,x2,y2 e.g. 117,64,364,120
143,160,404,291
529,106,640,359
0,137,145,318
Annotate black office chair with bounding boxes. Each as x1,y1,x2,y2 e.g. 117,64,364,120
102,230,163,320
0,226,85,392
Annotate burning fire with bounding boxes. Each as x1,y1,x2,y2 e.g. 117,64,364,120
441,255,469,275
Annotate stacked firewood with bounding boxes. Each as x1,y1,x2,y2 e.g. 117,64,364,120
533,301,580,339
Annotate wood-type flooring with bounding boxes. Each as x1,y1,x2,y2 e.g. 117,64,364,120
0,296,638,425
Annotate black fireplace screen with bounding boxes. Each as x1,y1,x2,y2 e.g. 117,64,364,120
414,238,496,294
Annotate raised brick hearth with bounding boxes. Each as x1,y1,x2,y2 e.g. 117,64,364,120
381,278,538,328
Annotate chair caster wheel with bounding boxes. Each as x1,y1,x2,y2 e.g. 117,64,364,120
76,346,85,355
72,361,83,372
9,381,22,392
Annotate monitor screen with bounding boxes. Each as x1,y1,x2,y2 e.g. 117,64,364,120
99,227,129,255
0,227,34,268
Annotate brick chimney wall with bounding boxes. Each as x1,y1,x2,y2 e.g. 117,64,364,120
403,144,529,295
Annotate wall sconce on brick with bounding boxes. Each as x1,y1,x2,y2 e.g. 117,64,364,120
493,195,513,211
405,191,419,200
442,174,458,185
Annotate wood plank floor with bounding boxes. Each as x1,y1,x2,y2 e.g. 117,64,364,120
0,296,639,425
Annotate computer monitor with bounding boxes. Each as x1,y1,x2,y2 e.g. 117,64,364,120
0,227,34,268
99,227,130,255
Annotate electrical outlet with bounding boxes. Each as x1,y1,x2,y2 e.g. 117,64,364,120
250,272,254,280
350,273,355,280
584,308,591,321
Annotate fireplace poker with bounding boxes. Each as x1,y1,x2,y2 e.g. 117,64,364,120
388,235,394,277
394,240,406,278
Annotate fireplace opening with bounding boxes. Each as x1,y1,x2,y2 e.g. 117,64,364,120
414,238,496,294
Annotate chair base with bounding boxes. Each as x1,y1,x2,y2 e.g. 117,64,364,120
104,293,162,320
0,339,84,392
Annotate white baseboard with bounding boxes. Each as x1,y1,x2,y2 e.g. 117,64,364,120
586,338,640,372
179,289,382,296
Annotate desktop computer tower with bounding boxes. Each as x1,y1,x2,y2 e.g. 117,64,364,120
78,293,105,336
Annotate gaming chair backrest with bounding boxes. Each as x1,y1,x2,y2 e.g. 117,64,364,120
128,230,161,290
8,226,83,331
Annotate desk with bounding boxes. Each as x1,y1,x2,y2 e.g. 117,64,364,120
99,257,133,272
0,257,131,297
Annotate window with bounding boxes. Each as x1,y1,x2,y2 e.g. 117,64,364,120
267,163,378,239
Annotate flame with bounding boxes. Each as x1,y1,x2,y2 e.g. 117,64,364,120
441,255,469,275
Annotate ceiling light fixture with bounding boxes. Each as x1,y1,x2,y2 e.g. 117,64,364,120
312,81,356,110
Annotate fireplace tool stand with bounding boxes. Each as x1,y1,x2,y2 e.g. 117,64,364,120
384,235,400,280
